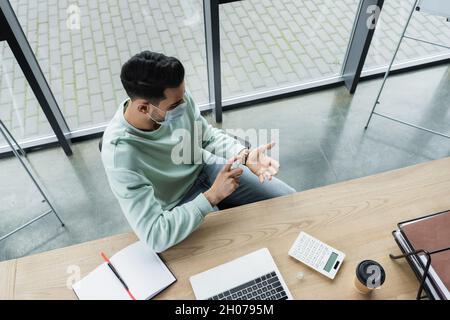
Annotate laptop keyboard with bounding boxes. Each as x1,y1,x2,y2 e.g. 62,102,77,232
207,272,289,300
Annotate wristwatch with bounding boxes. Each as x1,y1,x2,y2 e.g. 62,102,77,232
240,148,250,166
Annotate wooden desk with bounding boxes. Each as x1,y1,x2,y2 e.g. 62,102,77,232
2,157,450,300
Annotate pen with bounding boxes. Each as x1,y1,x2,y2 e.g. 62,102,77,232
101,252,137,301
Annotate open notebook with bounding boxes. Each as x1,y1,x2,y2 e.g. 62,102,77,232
72,241,176,300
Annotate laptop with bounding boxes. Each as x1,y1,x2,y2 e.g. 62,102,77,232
190,248,294,300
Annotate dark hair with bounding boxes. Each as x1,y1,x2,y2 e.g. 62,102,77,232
120,51,185,103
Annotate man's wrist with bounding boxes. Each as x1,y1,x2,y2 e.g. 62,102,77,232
204,190,219,207
239,148,251,166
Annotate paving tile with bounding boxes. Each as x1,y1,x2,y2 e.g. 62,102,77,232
1,0,449,143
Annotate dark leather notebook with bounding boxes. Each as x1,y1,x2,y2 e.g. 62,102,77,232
401,211,450,291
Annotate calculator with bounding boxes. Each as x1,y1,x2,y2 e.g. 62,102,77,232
288,232,345,280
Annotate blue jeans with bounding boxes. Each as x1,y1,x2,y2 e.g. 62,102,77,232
177,156,296,211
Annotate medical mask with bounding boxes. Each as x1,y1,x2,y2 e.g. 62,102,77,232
151,102,187,125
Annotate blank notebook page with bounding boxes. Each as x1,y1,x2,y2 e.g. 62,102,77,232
111,241,176,300
72,263,132,300
72,241,175,300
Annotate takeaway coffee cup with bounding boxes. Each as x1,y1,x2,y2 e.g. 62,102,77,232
354,260,386,294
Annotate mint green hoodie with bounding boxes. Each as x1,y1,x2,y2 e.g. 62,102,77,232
102,91,245,252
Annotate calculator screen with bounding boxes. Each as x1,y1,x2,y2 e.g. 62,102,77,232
324,252,338,272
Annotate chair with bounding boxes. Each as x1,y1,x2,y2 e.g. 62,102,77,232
0,120,64,242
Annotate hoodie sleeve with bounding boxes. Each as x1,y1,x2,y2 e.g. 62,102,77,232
106,168,213,253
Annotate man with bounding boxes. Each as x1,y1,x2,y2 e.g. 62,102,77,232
102,51,295,253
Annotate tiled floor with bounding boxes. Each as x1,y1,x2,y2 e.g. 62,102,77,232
1,0,450,142
1,64,449,262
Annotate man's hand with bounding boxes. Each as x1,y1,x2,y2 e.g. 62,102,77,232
242,142,280,184
204,156,243,206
